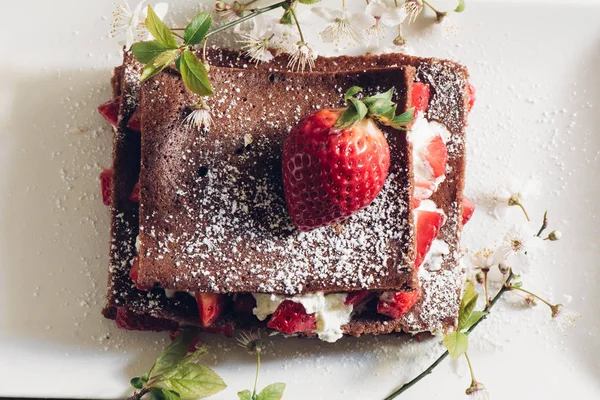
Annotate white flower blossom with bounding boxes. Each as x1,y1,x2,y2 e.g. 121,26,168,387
183,105,212,132
471,248,496,269
495,224,543,270
312,7,376,45
237,330,264,354
551,304,581,335
288,42,317,72
401,0,424,24
112,1,169,47
238,17,275,64
493,177,541,220
366,0,407,39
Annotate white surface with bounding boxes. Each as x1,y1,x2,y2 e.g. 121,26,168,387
1,0,599,399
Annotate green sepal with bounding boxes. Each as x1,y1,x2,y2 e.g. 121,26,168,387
344,86,362,102
335,97,368,129
184,12,212,46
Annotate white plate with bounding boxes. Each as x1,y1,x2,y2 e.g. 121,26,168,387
1,0,599,398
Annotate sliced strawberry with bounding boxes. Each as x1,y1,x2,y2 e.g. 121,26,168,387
467,83,476,112
129,257,151,291
377,290,420,319
424,135,448,179
415,209,445,268
98,97,120,127
411,82,430,116
126,108,141,132
115,307,178,332
413,180,435,209
195,293,230,327
344,291,374,307
266,300,317,335
100,168,113,206
461,195,475,226
130,181,140,202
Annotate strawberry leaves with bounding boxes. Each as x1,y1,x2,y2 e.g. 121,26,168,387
335,86,415,130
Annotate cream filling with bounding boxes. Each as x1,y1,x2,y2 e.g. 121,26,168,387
409,112,452,189
252,292,352,343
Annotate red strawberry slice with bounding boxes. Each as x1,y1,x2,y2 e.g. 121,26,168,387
195,293,230,327
344,291,374,307
266,300,317,334
129,181,140,202
411,82,430,116
377,290,420,319
415,209,445,268
467,83,476,112
282,109,390,232
424,135,448,180
126,108,141,132
129,257,151,291
100,168,113,206
413,180,435,209
115,307,179,332
461,195,475,226
98,97,120,127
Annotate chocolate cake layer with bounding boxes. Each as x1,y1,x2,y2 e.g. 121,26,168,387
103,49,469,335
137,65,416,295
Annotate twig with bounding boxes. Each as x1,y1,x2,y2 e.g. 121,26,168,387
127,387,149,400
384,271,514,399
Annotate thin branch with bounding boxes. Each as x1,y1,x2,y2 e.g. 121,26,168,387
127,387,149,400
384,271,515,399
205,1,287,39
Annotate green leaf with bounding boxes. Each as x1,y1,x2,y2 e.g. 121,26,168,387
146,5,178,48
455,0,466,12
257,383,286,400
459,282,477,313
184,12,212,46
297,0,321,4
344,86,362,102
362,88,394,107
237,389,252,400
442,331,468,360
461,311,488,331
149,387,181,400
379,108,414,130
157,364,226,399
149,328,200,379
140,49,179,81
335,97,368,129
366,98,396,118
179,50,214,96
132,40,174,64
130,376,145,390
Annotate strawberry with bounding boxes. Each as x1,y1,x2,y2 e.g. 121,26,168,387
98,97,120,127
282,87,413,232
100,168,113,206
266,300,317,334
130,181,140,202
115,307,178,331
127,108,141,132
195,293,230,327
129,257,151,291
377,290,420,319
414,209,445,268
344,291,374,307
413,180,435,209
411,82,430,115
461,195,475,226
467,83,476,112
423,135,448,180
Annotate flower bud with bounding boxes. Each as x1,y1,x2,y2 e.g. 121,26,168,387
547,230,562,241
498,263,509,274
215,1,230,11
475,272,484,284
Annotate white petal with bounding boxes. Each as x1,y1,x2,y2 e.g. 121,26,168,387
380,7,407,26
134,0,148,19
312,6,335,22
429,0,460,12
125,28,135,48
365,0,387,18
350,13,377,30
153,2,169,19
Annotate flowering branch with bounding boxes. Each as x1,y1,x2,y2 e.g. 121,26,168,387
384,271,515,399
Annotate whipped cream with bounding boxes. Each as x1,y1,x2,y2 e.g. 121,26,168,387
409,112,451,188
422,239,450,271
252,292,352,343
